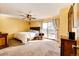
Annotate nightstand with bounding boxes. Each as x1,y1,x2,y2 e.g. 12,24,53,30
0,33,8,49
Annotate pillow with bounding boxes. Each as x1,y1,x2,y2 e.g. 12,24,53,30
30,30,39,33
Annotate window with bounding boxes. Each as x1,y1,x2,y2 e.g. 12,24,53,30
42,22,48,37
41,20,57,39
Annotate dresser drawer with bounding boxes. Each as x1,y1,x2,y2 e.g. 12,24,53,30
0,33,8,49
0,37,5,45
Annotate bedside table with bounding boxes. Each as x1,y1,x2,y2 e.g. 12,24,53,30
0,33,8,49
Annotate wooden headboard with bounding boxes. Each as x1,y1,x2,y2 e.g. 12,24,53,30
30,27,40,31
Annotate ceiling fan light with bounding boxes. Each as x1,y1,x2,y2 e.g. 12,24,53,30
27,14,29,18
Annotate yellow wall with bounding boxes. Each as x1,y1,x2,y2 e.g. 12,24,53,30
0,15,30,39
74,4,77,28
76,3,79,56
30,20,41,27
59,4,77,37
59,7,70,37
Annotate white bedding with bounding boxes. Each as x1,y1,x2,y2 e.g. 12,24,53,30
14,31,39,43
0,39,60,56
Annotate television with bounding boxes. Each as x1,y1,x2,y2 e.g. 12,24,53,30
69,32,75,40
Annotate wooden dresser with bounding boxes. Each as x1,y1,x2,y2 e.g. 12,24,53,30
61,36,79,56
0,33,8,49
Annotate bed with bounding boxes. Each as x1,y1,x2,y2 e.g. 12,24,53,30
14,27,40,43
0,39,60,56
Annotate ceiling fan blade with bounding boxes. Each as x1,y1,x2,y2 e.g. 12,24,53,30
17,10,28,15
19,15,26,17
31,17,36,19
32,18,36,19
17,10,37,20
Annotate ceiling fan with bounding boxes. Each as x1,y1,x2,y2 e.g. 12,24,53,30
17,10,36,20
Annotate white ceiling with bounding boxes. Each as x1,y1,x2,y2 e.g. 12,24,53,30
0,3,72,19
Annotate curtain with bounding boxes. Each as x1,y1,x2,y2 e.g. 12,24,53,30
52,19,57,30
